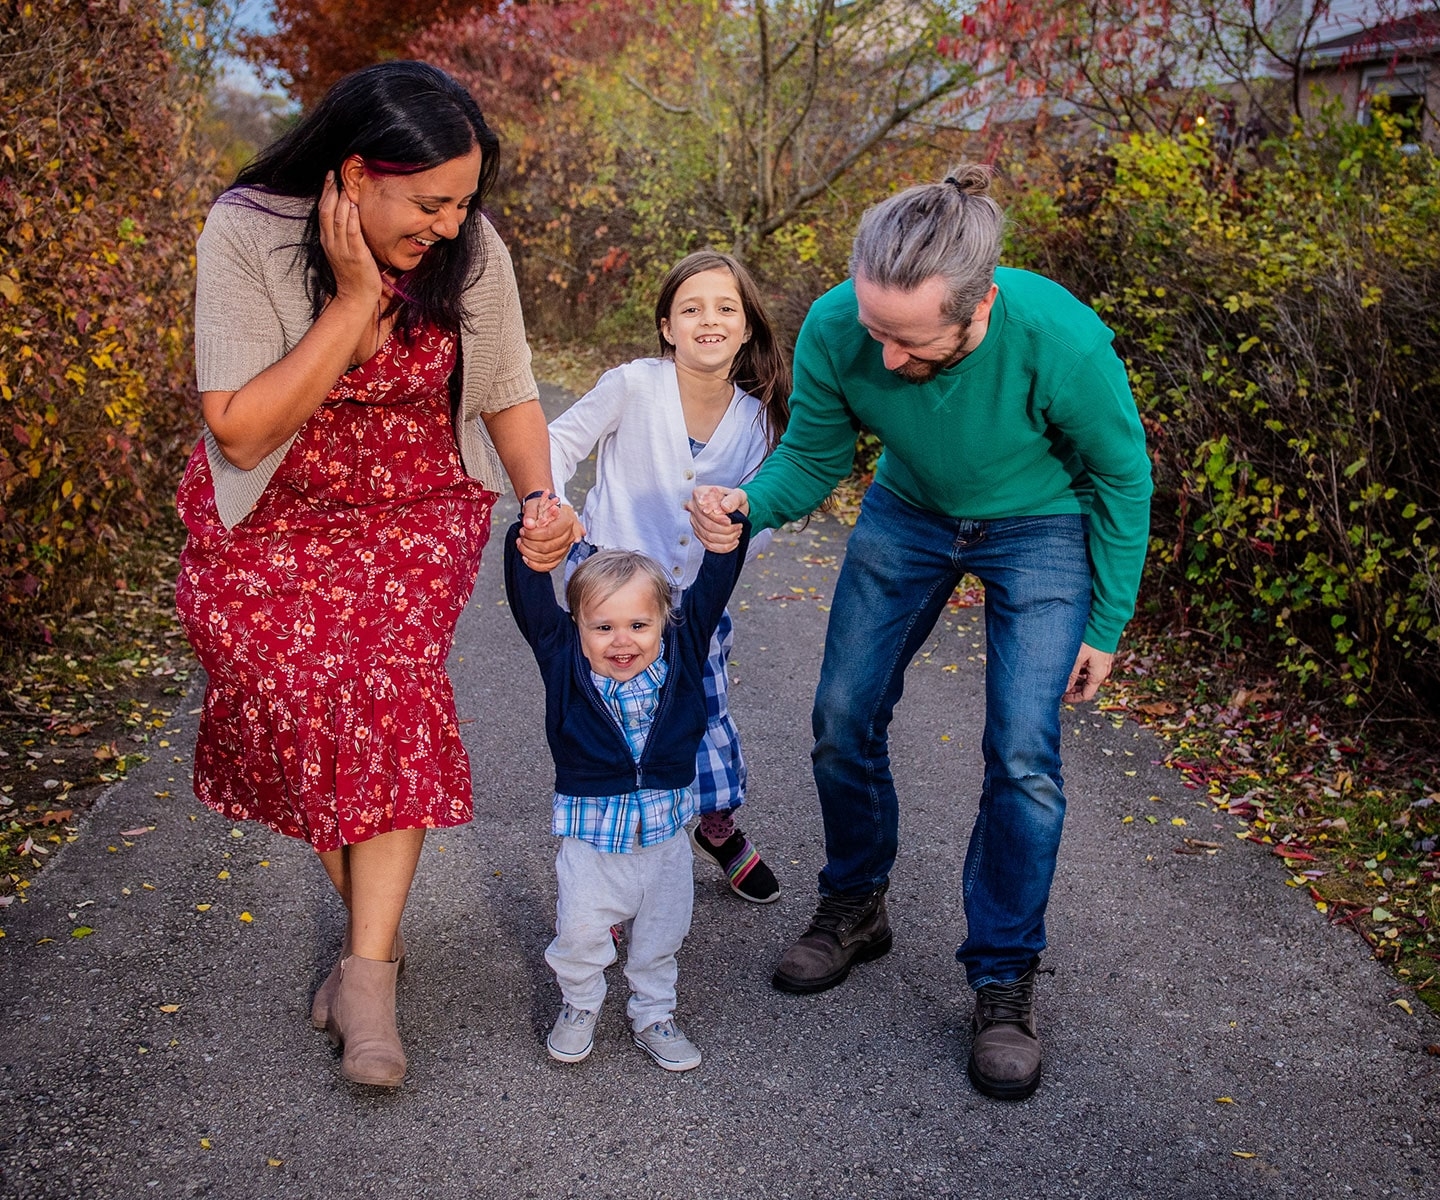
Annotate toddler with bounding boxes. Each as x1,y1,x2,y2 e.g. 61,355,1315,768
504,510,750,1070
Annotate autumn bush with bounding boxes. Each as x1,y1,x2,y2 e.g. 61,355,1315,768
0,0,216,645
1010,110,1440,713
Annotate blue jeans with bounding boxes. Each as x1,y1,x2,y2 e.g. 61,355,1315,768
811,484,1092,989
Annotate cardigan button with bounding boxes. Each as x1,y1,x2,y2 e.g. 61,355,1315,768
683,469,695,480
679,535,689,546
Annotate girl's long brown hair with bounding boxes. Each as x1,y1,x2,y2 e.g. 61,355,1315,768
654,250,790,451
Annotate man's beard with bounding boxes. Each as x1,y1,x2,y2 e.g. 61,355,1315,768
891,328,970,384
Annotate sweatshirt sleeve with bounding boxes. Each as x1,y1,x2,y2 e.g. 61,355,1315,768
547,366,628,509
742,313,861,530
503,521,570,657
1046,334,1153,651
679,514,752,662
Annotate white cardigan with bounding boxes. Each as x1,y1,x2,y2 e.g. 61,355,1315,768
549,357,773,590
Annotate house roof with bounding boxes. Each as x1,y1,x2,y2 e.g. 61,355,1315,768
1305,14,1440,65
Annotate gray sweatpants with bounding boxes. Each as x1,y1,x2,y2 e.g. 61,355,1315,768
545,832,694,1031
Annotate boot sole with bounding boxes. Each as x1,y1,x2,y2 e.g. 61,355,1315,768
771,930,893,994
966,1054,1041,1101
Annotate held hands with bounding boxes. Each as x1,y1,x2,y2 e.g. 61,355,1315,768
1063,643,1114,704
517,491,584,573
686,485,748,552
319,170,384,311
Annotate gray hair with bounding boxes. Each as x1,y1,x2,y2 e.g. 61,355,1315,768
849,163,1006,326
566,548,676,633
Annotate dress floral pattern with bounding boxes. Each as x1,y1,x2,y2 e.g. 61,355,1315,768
176,325,495,851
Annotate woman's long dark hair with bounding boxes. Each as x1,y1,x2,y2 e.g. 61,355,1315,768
654,250,791,451
229,61,501,340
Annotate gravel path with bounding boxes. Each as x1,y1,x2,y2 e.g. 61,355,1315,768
3,384,1437,1200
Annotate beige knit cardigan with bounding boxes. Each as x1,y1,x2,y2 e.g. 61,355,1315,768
193,190,537,529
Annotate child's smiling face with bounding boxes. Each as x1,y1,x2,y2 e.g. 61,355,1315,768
577,577,665,682
660,267,751,375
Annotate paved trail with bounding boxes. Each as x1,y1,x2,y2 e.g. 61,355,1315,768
3,384,1437,1200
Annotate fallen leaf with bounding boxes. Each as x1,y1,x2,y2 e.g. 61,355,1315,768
200,1139,211,1150
268,1159,283,1168
1372,907,1394,922
195,904,211,912
238,911,253,923
159,1004,180,1014
71,926,94,938
1391,998,1413,1015
1135,700,1178,716
216,870,230,880
1232,1151,1256,1159
119,827,152,838
1216,1096,1234,1104
39,810,73,826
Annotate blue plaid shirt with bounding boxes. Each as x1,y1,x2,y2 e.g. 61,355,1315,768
552,658,696,852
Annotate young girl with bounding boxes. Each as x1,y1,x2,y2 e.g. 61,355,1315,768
548,251,790,904
504,515,751,1070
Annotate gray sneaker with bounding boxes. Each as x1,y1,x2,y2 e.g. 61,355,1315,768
632,1019,702,1072
546,1003,598,1063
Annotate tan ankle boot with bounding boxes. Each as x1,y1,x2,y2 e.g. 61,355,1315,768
311,929,405,1030
325,954,406,1087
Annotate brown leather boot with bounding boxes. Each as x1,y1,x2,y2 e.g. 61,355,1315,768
325,954,406,1087
311,928,406,1030
771,884,891,994
967,963,1044,1101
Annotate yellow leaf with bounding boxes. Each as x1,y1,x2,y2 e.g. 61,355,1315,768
195,904,211,912
1215,1096,1234,1104
71,926,94,938
200,1138,211,1150
1392,998,1413,1015
1232,1151,1255,1158
0,277,19,304
268,1158,283,1167
238,911,253,923
216,870,230,880
159,1004,180,1013
1121,815,1134,823
1170,817,1187,826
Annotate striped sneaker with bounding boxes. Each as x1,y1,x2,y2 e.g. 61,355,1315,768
691,824,780,904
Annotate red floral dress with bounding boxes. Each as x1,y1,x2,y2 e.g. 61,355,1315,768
175,326,496,851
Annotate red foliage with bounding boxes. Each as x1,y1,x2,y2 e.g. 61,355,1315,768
0,0,217,630
244,0,500,109
410,0,650,128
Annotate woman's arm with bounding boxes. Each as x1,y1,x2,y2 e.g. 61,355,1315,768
483,398,584,571
202,174,382,470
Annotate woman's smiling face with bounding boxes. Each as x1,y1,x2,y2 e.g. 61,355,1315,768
340,146,483,273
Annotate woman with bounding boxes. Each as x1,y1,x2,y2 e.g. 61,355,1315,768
175,61,579,1088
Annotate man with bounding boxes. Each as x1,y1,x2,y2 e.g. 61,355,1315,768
688,164,1152,1101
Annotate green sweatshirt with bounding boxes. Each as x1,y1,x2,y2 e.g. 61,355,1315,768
744,268,1153,652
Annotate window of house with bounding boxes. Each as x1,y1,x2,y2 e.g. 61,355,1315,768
1359,64,1427,135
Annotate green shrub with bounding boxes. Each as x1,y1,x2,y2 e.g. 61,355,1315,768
1015,110,1440,711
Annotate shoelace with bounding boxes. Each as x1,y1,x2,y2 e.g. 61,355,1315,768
976,966,1054,1025
809,890,881,934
